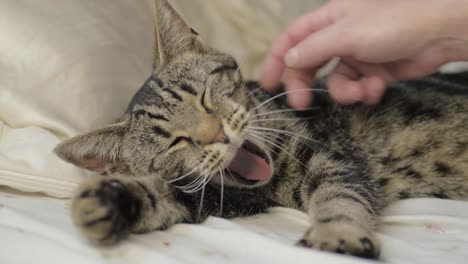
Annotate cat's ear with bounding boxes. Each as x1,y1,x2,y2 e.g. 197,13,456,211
54,121,128,174
152,0,206,70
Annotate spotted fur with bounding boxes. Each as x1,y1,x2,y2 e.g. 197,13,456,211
55,0,468,259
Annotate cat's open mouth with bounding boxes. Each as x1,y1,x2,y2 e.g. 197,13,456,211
225,140,272,185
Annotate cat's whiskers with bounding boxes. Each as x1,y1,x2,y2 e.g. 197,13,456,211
184,175,210,193
253,129,319,155
248,88,329,113
188,172,217,193
239,85,264,106
179,177,205,193
167,168,198,184
225,168,239,184
247,130,293,157
227,55,265,107
246,130,308,168
196,183,206,222
219,168,224,217
251,107,320,117
247,125,324,146
174,178,203,192
245,135,279,158
234,64,242,77
250,117,319,123
175,171,208,192
246,127,321,164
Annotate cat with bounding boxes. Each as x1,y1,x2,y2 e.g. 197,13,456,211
55,0,468,259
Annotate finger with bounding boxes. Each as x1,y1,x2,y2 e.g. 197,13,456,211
386,50,445,80
284,68,316,109
332,59,393,104
284,23,346,69
327,63,365,105
261,2,334,90
286,78,313,110
331,60,360,80
261,55,287,92
345,59,396,83
361,76,387,104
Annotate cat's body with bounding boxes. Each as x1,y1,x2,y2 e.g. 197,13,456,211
55,0,468,259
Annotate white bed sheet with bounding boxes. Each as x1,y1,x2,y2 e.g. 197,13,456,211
1,191,468,264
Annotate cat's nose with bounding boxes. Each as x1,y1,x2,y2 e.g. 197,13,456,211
211,128,230,144
193,114,226,145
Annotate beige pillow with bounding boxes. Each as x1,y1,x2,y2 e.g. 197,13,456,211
0,0,326,197
0,0,154,197
171,0,325,79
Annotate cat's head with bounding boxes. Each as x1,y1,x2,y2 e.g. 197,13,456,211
55,0,273,189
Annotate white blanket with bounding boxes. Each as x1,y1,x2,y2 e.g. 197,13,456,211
1,192,468,264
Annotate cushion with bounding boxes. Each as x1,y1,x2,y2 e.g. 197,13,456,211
0,0,325,197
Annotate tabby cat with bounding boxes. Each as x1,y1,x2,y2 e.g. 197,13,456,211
55,0,468,259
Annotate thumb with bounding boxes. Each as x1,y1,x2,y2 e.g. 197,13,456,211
261,2,334,90
285,23,346,70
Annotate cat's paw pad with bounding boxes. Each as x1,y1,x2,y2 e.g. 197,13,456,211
71,179,142,244
297,223,380,259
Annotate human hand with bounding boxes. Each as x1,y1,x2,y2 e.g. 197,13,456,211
261,0,468,108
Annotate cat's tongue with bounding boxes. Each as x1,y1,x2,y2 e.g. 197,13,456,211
228,147,270,181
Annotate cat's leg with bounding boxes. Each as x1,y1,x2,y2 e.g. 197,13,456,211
71,175,273,244
71,175,188,244
298,152,382,259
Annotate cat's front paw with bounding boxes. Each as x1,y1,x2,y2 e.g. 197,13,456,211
71,178,142,244
297,222,380,259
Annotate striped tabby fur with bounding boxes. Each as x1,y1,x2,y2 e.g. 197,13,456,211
55,0,468,259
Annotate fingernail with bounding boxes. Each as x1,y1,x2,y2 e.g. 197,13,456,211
285,48,299,67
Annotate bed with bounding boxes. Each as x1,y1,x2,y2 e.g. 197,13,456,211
2,189,468,264
1,1,467,263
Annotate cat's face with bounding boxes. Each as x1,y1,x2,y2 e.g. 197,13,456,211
55,0,273,190
122,55,273,189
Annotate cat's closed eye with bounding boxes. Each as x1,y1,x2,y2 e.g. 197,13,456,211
169,136,193,148
200,89,214,114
